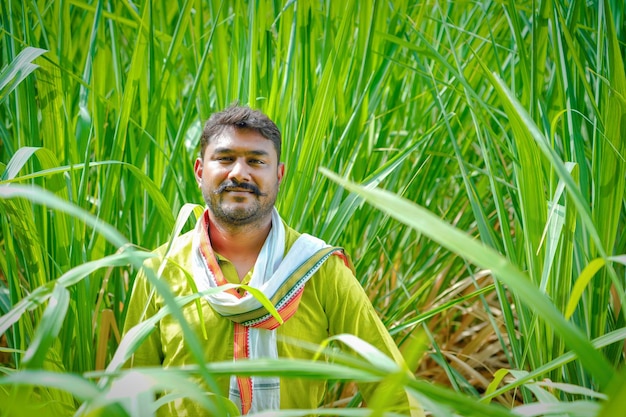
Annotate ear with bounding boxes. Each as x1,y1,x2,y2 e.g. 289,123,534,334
277,162,285,186
194,158,203,185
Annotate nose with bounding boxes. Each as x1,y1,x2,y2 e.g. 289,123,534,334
228,158,251,182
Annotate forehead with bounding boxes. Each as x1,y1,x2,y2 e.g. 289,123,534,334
206,127,278,158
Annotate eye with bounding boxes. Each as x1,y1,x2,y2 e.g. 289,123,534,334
216,156,234,162
249,159,265,165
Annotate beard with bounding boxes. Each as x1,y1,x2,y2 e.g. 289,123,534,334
203,180,278,227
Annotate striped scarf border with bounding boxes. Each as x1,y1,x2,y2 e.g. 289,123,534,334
240,247,345,328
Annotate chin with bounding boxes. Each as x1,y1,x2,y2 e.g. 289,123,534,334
219,208,259,224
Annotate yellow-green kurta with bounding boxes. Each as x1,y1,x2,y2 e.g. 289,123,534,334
123,222,423,416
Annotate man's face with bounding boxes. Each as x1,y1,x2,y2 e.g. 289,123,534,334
194,127,284,228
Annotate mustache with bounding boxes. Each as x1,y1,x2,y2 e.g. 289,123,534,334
214,180,267,197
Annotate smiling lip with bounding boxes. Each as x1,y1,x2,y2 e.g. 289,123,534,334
224,188,254,193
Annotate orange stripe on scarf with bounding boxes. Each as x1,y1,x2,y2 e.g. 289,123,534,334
198,211,242,299
234,287,305,412
234,323,253,414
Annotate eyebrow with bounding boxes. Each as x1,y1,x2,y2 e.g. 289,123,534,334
212,147,270,157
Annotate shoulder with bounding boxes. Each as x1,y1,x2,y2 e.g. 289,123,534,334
316,251,359,290
151,229,195,261
282,221,355,278
137,229,196,281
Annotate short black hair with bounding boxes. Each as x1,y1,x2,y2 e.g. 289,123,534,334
199,104,281,160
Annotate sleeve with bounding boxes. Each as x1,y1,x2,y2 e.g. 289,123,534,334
318,254,425,417
122,262,164,367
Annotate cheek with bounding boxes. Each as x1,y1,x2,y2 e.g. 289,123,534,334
201,165,230,185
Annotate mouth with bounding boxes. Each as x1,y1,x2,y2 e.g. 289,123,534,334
224,187,254,193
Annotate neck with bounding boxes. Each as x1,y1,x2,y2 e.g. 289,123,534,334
207,213,273,267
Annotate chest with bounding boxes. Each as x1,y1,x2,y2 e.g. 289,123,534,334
157,284,329,365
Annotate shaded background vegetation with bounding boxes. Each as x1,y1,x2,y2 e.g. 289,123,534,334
1,0,625,416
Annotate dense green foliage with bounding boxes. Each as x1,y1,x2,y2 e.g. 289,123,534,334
1,0,625,416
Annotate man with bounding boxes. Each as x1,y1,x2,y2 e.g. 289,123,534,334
123,104,423,416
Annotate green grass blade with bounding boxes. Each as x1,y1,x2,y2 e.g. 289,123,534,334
0,184,128,248
485,72,602,256
0,369,101,400
0,251,152,340
21,284,70,369
0,47,47,103
565,258,606,319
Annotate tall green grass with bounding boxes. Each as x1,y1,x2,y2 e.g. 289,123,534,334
1,0,624,416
